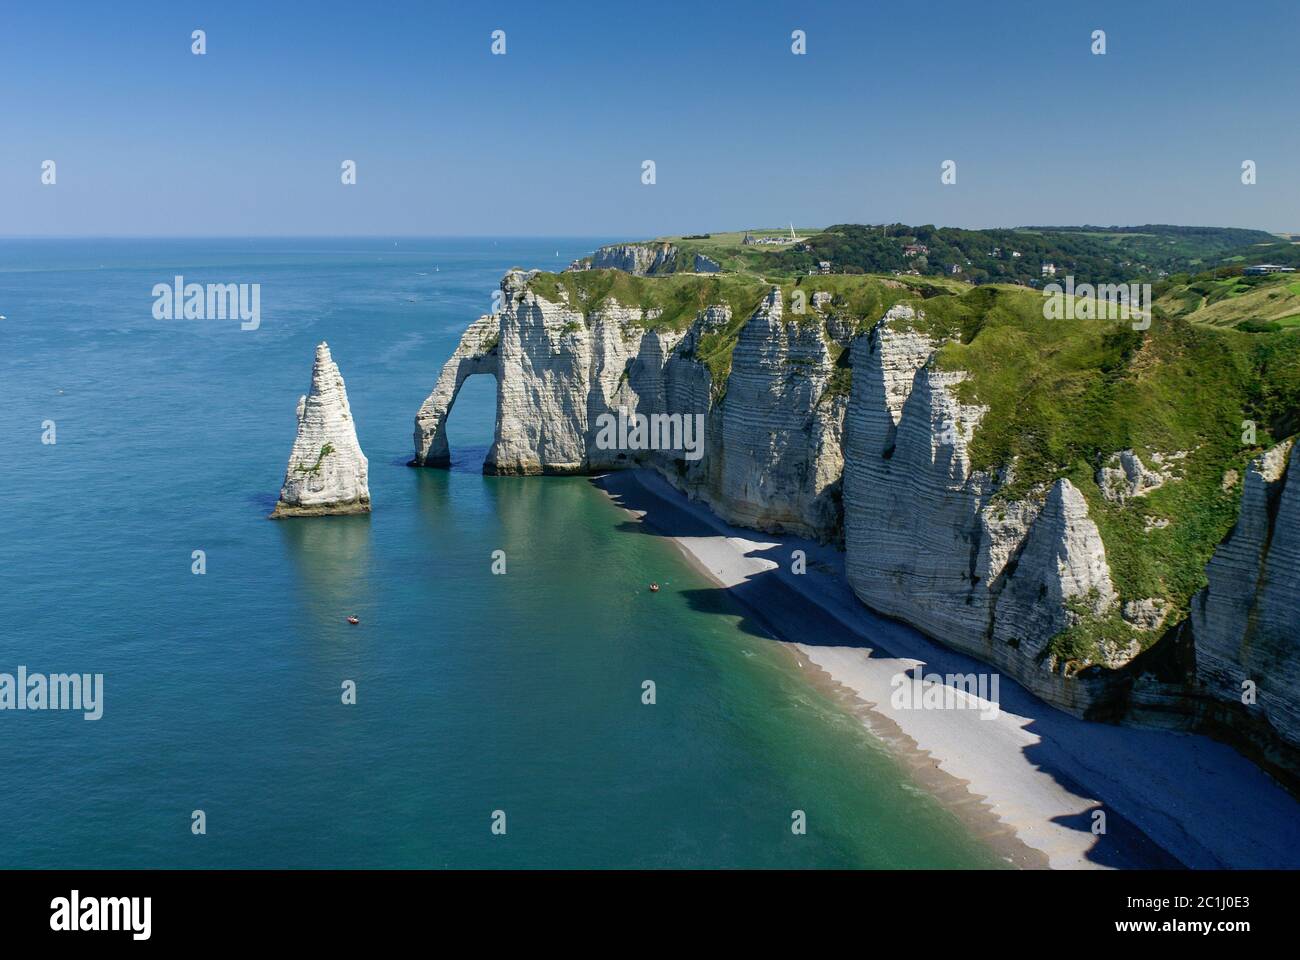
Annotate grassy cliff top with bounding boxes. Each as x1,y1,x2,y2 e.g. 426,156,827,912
526,269,769,333
899,285,1300,662
525,268,968,329
525,264,1300,663
523,269,958,389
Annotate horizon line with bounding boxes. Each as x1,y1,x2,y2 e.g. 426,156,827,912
0,223,1294,241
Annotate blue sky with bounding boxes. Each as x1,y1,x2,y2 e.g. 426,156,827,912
2,0,1297,236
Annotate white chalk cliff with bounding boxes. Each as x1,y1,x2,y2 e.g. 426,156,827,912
568,242,721,276
586,242,679,275
413,271,845,538
414,269,1300,781
272,342,370,518
841,310,1123,712
412,315,499,468
1191,440,1300,752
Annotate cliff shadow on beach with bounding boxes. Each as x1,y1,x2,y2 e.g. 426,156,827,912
591,470,1300,870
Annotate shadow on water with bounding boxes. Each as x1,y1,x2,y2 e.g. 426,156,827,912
600,477,866,648
448,443,494,477
591,472,1201,869
248,491,280,514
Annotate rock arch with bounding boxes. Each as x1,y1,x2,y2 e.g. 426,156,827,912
410,314,500,467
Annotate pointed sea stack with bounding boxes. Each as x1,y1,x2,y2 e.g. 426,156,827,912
271,342,371,518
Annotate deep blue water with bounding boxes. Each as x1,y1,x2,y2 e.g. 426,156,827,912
0,238,1003,868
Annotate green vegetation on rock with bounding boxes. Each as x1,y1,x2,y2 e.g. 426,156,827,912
293,442,335,477
649,223,1284,286
522,248,1300,666
1155,268,1300,330
526,269,769,334
904,284,1300,662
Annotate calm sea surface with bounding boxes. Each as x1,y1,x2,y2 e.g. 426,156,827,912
0,238,1003,867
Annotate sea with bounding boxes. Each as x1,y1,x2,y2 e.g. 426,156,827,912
0,237,1004,868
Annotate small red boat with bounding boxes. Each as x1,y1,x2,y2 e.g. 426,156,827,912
346,616,360,625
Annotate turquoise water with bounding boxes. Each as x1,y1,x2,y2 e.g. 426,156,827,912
0,238,1003,868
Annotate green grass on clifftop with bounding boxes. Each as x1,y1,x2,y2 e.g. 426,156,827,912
527,269,769,334
914,285,1300,662
523,267,1300,665
526,269,962,394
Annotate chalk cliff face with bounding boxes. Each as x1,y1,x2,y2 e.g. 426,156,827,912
1191,440,1300,750
412,272,845,539
588,242,679,276
573,243,722,276
841,310,1124,712
990,479,1119,662
272,342,370,518
413,268,1300,779
707,289,845,536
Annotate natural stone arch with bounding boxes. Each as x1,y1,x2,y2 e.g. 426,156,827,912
410,314,500,467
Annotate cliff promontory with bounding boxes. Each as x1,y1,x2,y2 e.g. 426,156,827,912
412,263,1300,782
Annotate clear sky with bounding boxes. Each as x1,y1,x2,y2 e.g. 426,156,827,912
2,0,1296,237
